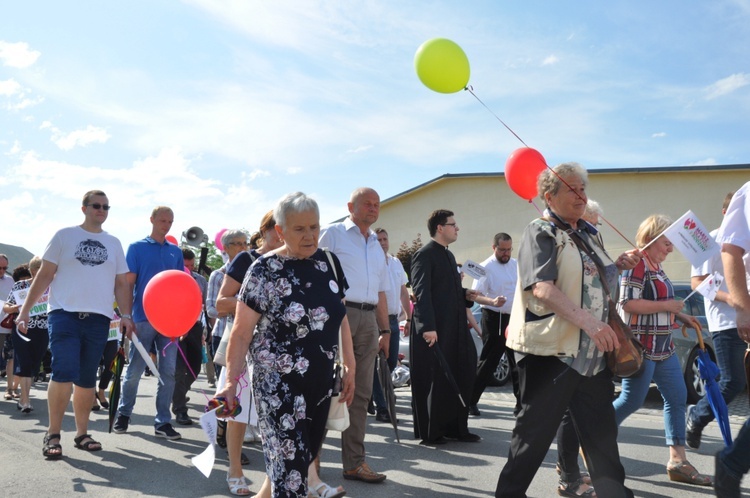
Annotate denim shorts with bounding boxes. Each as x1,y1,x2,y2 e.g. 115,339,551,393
48,310,110,388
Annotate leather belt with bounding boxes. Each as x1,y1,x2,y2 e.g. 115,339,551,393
345,301,377,311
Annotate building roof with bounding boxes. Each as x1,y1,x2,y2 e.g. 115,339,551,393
381,163,750,205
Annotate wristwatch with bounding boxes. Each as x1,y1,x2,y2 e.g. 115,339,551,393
121,313,132,320
379,329,391,335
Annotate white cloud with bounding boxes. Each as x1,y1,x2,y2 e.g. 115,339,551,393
52,125,111,151
652,132,667,138
0,41,41,68
705,73,750,100
541,55,559,66
0,78,42,110
286,167,302,175
0,79,22,96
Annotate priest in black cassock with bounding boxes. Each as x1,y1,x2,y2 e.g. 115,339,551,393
410,209,481,445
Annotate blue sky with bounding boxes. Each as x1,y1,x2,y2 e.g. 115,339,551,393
2,1,749,256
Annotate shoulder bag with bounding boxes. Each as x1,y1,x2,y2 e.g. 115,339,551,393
546,217,645,377
323,249,350,432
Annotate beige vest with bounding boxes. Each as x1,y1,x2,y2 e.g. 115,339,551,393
506,222,584,357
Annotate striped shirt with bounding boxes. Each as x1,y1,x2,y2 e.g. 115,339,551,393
618,259,676,361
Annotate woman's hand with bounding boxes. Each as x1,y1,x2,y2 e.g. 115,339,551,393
678,314,702,332
663,299,684,314
615,249,642,271
583,320,620,353
340,364,356,406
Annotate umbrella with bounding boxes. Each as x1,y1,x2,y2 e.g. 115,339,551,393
376,351,400,442
432,346,466,408
692,325,733,446
108,336,126,433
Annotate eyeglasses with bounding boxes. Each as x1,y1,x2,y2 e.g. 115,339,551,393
496,248,513,253
0,266,6,270
87,203,111,211
227,241,249,247
443,223,457,227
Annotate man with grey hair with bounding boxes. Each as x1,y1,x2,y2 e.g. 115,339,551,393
320,187,391,484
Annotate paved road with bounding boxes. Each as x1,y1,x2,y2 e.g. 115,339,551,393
2,370,746,497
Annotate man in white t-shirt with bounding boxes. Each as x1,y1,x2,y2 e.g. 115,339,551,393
16,190,134,459
714,181,750,497
686,192,747,450
469,233,517,416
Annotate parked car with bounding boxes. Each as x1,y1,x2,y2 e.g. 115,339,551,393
399,283,712,401
398,303,511,386
672,282,715,404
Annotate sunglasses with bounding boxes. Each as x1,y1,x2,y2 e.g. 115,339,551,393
87,203,111,211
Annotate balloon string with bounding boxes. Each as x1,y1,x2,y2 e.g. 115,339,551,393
465,85,640,253
465,86,529,147
529,199,544,217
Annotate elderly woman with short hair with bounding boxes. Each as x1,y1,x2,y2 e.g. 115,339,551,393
614,214,710,486
216,192,356,498
496,162,639,498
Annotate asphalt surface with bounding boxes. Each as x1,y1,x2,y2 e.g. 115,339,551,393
1,368,747,497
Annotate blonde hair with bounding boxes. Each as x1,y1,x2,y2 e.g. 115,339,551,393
29,256,42,272
635,214,672,248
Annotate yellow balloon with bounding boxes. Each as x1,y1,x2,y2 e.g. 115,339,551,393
414,38,470,94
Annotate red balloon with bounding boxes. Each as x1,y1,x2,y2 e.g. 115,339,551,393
143,270,202,338
504,147,548,201
165,235,178,245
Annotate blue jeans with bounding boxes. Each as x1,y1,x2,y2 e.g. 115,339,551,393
688,328,747,429
720,417,750,480
117,320,178,427
613,353,687,446
372,315,400,414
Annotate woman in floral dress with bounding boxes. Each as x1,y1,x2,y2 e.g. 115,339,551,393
217,192,356,498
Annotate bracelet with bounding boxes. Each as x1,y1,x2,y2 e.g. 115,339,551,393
405,318,411,322
379,329,391,335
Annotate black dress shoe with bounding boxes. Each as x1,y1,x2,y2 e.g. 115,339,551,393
375,411,392,423
468,404,481,416
457,432,482,443
420,436,447,445
175,412,193,425
367,400,376,415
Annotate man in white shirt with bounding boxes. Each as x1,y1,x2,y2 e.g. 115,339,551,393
469,233,517,416
371,227,411,423
16,190,134,459
686,192,747,449
714,180,750,497
319,187,391,484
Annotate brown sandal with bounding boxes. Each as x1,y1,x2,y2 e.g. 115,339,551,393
666,460,712,486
